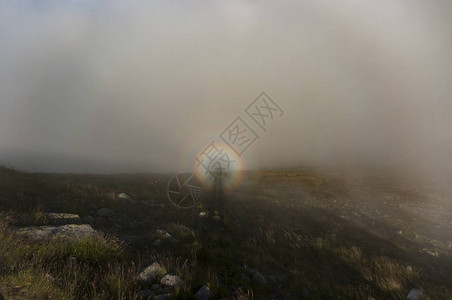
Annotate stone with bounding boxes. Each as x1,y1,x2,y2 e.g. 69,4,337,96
154,294,171,300
96,208,115,218
16,224,99,241
153,239,163,246
268,270,289,284
301,286,309,298
252,271,267,287
117,193,131,199
106,223,123,235
138,262,163,286
160,274,183,289
156,287,169,295
195,285,211,300
45,273,55,282
82,215,95,226
43,213,83,225
406,265,413,273
155,229,178,243
116,193,136,205
67,256,78,267
407,289,423,300
283,292,297,300
150,284,161,292
240,273,251,284
94,216,107,227
136,289,155,299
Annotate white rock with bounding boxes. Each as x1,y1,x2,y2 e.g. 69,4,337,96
160,274,183,289
117,193,131,199
138,262,163,286
407,289,423,300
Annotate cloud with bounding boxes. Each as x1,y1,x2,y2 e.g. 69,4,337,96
0,0,451,185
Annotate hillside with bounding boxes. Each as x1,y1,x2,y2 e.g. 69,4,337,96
0,166,451,299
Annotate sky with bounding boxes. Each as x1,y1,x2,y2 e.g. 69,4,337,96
0,0,451,183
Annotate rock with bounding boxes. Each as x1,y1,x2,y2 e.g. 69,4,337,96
16,224,99,241
284,292,297,300
96,208,115,218
155,229,178,243
268,270,289,284
67,256,78,267
252,271,267,287
406,265,413,273
116,193,136,205
407,289,423,300
150,284,161,292
148,200,165,208
94,216,107,227
45,273,55,282
154,294,171,300
240,273,251,284
153,239,163,246
156,287,169,295
195,285,211,300
107,223,123,235
420,248,439,257
136,289,155,299
82,215,95,226
43,213,83,225
117,193,131,200
301,286,309,298
160,274,183,289
138,262,163,286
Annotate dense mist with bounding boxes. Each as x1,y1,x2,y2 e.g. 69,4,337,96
1,0,451,184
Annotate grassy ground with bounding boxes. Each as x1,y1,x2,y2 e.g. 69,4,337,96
0,165,451,299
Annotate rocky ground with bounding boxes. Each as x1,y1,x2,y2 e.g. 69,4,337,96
0,166,451,299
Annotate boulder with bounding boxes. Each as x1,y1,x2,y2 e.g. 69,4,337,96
16,224,98,241
153,239,163,246
155,229,178,243
94,216,107,227
136,289,155,299
106,223,123,235
116,193,136,205
156,287,169,295
43,213,83,225
252,271,267,287
96,208,115,218
154,294,171,300
195,285,211,300
160,274,183,289
138,262,163,286
240,273,251,284
117,193,131,200
407,289,423,300
82,215,95,226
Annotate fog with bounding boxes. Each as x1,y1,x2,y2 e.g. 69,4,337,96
1,0,451,184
